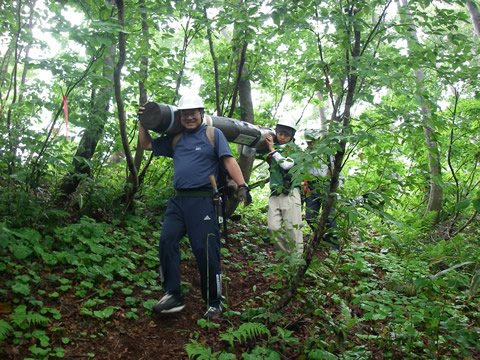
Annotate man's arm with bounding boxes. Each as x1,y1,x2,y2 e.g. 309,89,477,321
139,124,153,151
222,156,246,186
223,156,251,206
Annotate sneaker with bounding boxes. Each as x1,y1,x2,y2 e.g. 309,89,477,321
153,293,184,314
204,304,222,319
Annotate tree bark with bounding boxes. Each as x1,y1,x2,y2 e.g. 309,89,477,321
315,90,328,130
6,0,23,175
236,63,255,183
467,0,480,40
271,1,393,312
18,0,36,105
398,0,443,215
132,0,149,185
223,17,255,217
59,44,115,195
204,6,221,114
226,53,256,217
115,0,138,210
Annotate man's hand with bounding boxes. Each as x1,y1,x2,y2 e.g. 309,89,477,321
238,184,252,206
137,106,146,117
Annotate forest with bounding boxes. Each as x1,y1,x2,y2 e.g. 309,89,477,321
1,0,479,359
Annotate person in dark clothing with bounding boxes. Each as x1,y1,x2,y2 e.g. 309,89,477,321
303,128,340,250
138,93,251,318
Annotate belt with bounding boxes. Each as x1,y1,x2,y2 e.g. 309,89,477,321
175,189,212,197
270,186,300,197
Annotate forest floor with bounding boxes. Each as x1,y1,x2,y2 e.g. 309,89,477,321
2,218,328,360
3,214,479,359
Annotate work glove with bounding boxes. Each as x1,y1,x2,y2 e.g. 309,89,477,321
237,184,252,206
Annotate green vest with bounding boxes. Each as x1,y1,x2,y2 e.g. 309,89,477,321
269,143,301,196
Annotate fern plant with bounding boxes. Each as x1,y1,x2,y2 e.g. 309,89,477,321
0,319,13,343
185,339,235,359
9,305,49,330
219,322,271,349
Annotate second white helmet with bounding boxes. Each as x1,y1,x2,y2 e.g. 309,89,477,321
177,94,205,110
304,128,322,141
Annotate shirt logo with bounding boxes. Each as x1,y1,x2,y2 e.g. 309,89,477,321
204,215,211,221
195,147,202,151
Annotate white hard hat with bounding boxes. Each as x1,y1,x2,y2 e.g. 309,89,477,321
177,94,205,110
276,115,296,138
304,128,321,141
276,116,296,130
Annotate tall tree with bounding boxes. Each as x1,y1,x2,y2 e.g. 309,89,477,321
1,0,36,176
115,0,138,210
271,0,394,312
397,0,443,216
466,0,480,39
201,0,261,215
59,43,115,195
58,1,118,195
132,0,149,185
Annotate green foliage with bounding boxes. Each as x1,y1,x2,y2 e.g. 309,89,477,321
220,322,271,349
470,271,480,300
242,346,281,359
186,321,281,359
0,187,43,228
9,305,49,330
185,340,236,359
1,0,480,358
0,320,13,342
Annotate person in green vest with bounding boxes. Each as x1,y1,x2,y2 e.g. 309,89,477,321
264,116,303,254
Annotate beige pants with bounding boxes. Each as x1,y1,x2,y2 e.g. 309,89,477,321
267,187,303,254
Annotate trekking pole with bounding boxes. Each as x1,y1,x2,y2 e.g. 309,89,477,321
209,175,228,242
209,175,228,310
209,175,223,226
220,185,228,244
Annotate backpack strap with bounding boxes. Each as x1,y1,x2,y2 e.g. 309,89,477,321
172,125,215,151
172,132,183,151
205,126,215,148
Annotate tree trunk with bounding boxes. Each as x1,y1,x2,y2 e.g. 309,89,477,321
467,0,480,40
237,67,255,184
115,0,138,211
226,55,256,217
315,90,328,130
5,0,36,176
131,0,149,185
416,71,443,214
398,0,443,215
59,44,115,195
271,1,393,312
18,0,36,105
204,6,221,114
225,21,255,216
6,0,24,175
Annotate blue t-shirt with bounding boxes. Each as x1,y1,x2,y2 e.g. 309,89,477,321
151,125,232,189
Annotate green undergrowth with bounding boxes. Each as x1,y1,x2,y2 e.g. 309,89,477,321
0,202,479,359
184,210,480,359
0,214,161,359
